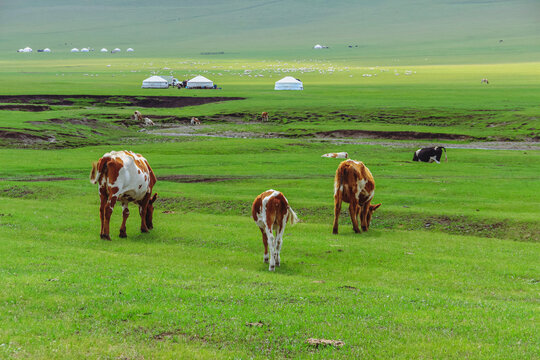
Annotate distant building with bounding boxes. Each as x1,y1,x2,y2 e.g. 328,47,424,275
141,76,169,89
275,76,303,90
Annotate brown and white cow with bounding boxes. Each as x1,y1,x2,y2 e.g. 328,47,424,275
252,190,299,271
132,110,143,122
261,112,269,122
322,152,349,159
90,150,157,240
333,159,381,234
190,117,201,125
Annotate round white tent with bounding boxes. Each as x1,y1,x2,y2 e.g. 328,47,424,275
274,76,303,90
126,48,134,52
81,48,89,52
23,47,33,53
141,76,169,89
43,48,51,52
71,48,79,52
186,75,214,89
100,48,108,52
111,48,121,53
313,44,323,49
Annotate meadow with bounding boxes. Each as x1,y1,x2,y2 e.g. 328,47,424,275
0,54,539,359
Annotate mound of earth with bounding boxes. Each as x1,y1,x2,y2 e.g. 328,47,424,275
0,95,244,108
312,129,477,141
0,104,50,111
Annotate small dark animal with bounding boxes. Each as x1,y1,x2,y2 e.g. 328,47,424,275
413,146,447,163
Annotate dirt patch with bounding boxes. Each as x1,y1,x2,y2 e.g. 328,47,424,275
0,186,35,198
312,129,478,141
0,176,75,182
306,338,345,348
0,95,244,108
158,174,249,183
26,118,100,127
0,129,55,145
0,104,50,111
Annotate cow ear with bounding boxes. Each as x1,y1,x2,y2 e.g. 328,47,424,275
150,193,158,203
371,203,381,211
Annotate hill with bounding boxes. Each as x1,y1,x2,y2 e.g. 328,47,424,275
1,0,539,63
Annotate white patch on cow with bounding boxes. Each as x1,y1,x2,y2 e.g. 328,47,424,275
356,178,368,199
429,155,440,164
322,152,348,159
104,151,152,201
415,149,421,157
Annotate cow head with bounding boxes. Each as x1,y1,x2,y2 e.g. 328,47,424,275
146,193,158,229
363,203,382,231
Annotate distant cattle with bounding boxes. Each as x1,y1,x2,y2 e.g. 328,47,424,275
252,189,299,271
261,112,269,121
132,110,143,122
143,117,154,126
322,152,348,159
413,146,447,163
481,78,489,84
90,150,157,240
190,117,201,125
333,160,381,234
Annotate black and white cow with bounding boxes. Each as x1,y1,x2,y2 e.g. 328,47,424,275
413,146,447,163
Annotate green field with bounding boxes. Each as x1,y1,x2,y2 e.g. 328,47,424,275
1,1,540,358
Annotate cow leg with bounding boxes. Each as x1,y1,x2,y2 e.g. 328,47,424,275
349,199,361,233
102,196,117,241
138,193,150,233
119,202,129,238
259,227,269,263
333,192,342,234
361,203,369,231
274,217,287,267
99,190,107,238
265,226,276,271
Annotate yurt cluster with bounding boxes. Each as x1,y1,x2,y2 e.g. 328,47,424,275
142,74,303,90
17,47,134,53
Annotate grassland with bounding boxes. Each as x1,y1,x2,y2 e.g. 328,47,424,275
0,52,539,359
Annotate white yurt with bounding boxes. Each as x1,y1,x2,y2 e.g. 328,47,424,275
141,76,169,89
274,76,303,90
186,75,214,89
71,48,79,52
23,46,33,52
313,44,323,49
112,48,121,53
126,48,134,52
43,48,51,52
100,48,108,52
17,48,24,52
81,48,89,52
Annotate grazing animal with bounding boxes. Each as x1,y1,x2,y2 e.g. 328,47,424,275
261,111,269,121
413,146,447,163
322,152,348,159
132,110,143,122
333,160,381,234
190,117,201,125
481,78,489,84
90,150,157,240
143,117,154,126
252,190,299,271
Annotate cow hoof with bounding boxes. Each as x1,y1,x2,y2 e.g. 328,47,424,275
269,266,275,271
101,235,111,241
362,227,368,232
140,228,149,233
354,228,361,233
119,231,127,238
332,229,338,235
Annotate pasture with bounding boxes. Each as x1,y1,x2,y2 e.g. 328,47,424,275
0,56,539,359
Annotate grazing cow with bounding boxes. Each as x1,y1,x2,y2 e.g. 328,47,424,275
190,117,201,125
481,78,489,84
333,160,381,234
261,112,269,122
90,150,157,240
322,152,348,159
413,146,447,163
143,117,154,126
132,110,143,122
252,190,299,271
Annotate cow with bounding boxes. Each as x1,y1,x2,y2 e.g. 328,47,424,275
333,160,381,234
481,78,489,84
132,110,143,122
252,190,299,271
413,146,447,163
322,152,349,159
90,150,157,240
143,117,154,126
261,112,269,122
190,117,201,125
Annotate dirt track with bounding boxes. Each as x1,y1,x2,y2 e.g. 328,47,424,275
0,95,244,108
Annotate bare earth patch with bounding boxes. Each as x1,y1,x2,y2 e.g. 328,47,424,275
306,338,345,348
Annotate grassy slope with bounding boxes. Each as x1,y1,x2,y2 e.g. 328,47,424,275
1,0,539,62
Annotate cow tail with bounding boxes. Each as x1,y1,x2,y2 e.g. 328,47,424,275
443,147,448,162
287,206,299,225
